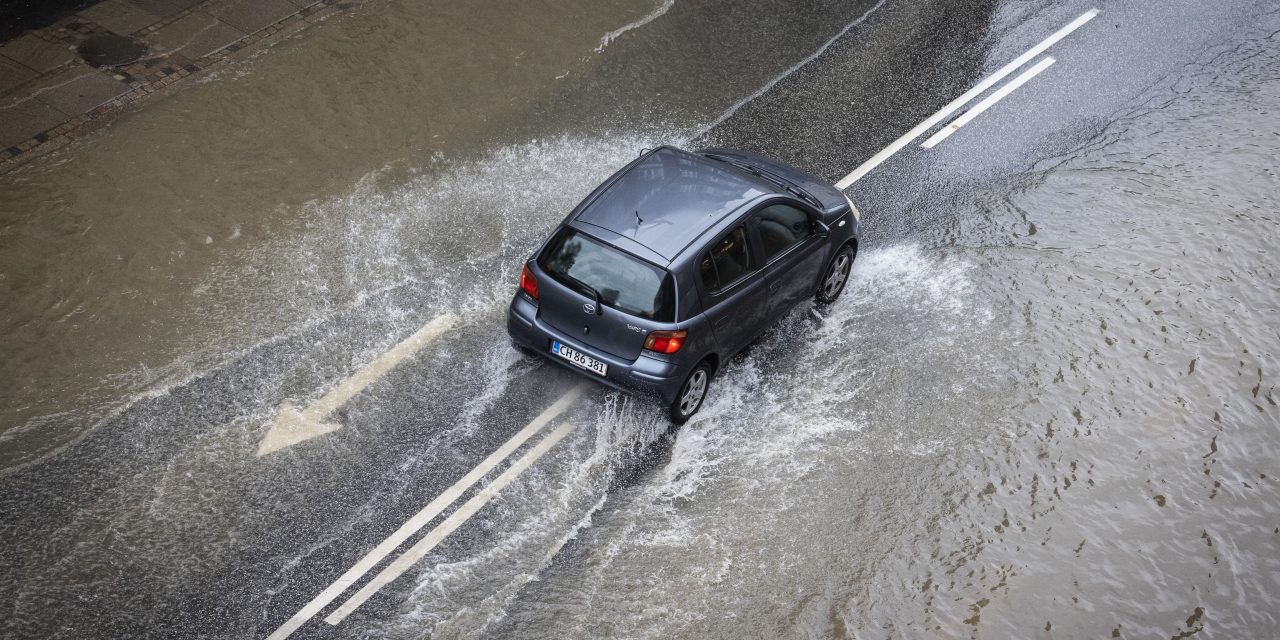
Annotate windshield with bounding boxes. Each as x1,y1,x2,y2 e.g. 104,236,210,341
540,228,675,322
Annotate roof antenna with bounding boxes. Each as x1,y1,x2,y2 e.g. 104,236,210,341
635,210,643,226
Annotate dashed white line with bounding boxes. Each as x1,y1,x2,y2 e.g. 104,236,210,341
265,383,586,640
835,7,1099,188
700,0,889,135
324,420,580,625
921,56,1056,149
596,0,675,53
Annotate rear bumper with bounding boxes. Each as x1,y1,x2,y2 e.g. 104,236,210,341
507,294,685,403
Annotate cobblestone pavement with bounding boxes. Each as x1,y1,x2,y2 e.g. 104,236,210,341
0,0,359,172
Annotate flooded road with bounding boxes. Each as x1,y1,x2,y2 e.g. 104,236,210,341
2,0,1279,638
491,15,1280,639
0,0,875,464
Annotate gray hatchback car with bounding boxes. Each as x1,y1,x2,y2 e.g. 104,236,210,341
508,146,860,423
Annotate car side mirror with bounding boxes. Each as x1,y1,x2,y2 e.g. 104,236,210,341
814,219,831,239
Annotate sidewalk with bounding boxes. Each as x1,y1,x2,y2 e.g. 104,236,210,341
0,0,353,172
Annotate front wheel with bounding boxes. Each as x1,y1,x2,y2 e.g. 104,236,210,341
816,244,855,306
668,361,712,424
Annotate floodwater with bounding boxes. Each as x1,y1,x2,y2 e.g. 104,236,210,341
0,0,874,468
470,21,1280,640
1,0,1278,638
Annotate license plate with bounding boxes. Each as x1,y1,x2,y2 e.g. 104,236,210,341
551,340,608,377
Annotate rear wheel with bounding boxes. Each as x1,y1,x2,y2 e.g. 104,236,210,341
816,244,855,305
668,361,712,424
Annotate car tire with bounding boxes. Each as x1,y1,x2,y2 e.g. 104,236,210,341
815,244,855,306
668,361,713,425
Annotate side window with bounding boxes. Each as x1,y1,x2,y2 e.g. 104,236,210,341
754,203,813,262
699,226,755,292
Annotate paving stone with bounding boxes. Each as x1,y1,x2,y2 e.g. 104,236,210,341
0,34,77,73
0,56,39,93
287,0,322,8
79,0,163,35
272,14,310,39
31,66,131,115
123,0,203,19
146,12,244,59
304,5,342,24
0,99,69,149
205,0,299,35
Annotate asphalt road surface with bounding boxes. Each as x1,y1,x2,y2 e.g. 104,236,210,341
2,0,1279,638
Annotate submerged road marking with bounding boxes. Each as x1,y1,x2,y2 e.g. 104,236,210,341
257,314,460,456
325,420,580,625
921,57,1056,149
700,0,888,135
595,0,675,53
265,383,586,640
835,7,1099,188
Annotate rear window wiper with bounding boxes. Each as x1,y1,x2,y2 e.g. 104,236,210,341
562,273,604,315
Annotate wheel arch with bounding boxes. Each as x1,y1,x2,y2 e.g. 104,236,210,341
842,237,859,260
700,352,721,377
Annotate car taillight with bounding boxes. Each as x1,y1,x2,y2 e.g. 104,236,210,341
644,330,687,354
519,264,539,299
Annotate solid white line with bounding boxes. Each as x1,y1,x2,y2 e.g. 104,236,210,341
834,7,1099,188
921,57,1056,149
264,384,586,640
324,420,579,625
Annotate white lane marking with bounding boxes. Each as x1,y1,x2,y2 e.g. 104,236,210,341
700,0,888,135
596,0,675,53
835,7,1099,188
264,384,586,640
324,420,580,625
258,314,460,456
921,57,1056,149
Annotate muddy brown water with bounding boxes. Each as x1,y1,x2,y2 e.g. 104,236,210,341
0,0,870,467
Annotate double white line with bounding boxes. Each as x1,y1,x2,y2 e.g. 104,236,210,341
836,8,1099,188
266,384,587,640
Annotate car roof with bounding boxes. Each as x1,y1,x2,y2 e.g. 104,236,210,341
570,146,776,264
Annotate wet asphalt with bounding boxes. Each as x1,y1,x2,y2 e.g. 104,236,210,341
2,0,1279,638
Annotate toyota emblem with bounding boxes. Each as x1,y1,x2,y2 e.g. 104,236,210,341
583,303,596,314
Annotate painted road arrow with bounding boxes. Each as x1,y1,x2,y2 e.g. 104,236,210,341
258,313,461,456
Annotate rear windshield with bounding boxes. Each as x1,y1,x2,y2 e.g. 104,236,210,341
540,228,675,322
